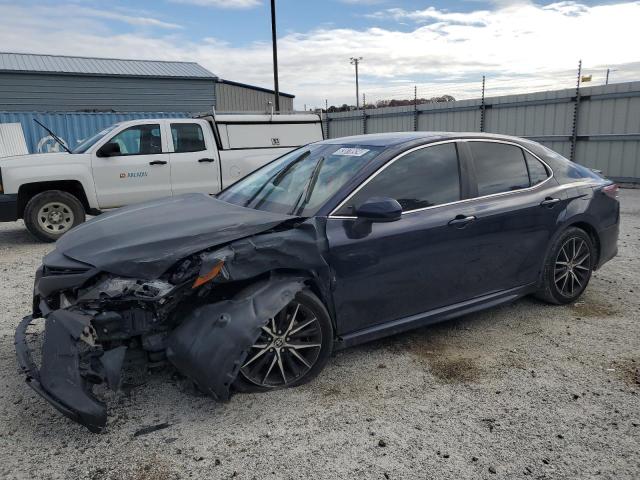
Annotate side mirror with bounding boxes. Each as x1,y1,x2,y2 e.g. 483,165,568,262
97,142,121,158
355,197,402,223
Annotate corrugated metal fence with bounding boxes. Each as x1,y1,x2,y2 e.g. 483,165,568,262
0,111,189,155
325,81,640,182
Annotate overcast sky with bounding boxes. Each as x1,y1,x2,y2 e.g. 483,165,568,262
0,0,638,109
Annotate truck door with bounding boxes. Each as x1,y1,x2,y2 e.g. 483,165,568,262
92,123,171,208
167,121,221,196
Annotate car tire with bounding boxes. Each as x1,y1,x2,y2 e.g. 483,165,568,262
536,227,595,305
24,190,86,243
233,289,333,393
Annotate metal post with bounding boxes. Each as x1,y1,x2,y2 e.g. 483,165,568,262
324,99,329,139
605,68,610,85
570,60,582,162
362,93,367,134
480,75,486,133
413,85,418,131
270,0,280,112
350,57,362,109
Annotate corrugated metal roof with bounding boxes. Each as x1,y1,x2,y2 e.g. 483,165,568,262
0,52,217,79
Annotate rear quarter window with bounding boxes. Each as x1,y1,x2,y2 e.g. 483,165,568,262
524,151,550,185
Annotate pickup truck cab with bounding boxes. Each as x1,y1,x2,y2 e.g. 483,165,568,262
0,114,322,241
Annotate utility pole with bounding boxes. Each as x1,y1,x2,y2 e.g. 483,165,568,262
270,0,280,112
350,57,362,109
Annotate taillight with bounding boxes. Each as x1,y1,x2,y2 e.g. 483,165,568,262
602,183,619,199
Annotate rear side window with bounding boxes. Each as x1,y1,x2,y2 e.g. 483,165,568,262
524,151,549,185
469,142,529,196
336,143,461,215
171,123,206,153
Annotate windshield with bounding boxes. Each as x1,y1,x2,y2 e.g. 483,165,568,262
218,144,384,216
72,124,119,154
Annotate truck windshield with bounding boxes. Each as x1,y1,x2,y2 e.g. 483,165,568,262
72,124,119,154
218,144,384,216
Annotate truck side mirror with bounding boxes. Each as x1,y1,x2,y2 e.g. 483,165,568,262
97,142,121,158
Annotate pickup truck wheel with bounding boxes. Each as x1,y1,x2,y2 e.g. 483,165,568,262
24,190,86,242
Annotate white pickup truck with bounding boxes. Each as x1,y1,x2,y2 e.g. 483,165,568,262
0,113,323,241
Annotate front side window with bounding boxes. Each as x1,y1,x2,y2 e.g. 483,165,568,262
218,144,384,216
335,143,461,216
470,142,530,196
72,124,119,154
108,124,162,156
171,123,206,153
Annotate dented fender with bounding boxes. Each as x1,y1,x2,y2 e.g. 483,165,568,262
166,276,306,400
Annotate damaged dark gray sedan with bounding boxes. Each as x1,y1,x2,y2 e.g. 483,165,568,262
15,132,620,432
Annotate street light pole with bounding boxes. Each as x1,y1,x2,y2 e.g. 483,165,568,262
350,57,362,109
270,0,280,112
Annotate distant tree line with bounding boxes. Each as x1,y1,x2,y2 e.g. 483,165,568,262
319,95,455,113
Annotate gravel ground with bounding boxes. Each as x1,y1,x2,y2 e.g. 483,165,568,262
1,190,638,480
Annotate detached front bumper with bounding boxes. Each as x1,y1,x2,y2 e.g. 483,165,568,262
14,311,125,433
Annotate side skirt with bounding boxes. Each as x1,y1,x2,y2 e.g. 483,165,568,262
334,283,537,350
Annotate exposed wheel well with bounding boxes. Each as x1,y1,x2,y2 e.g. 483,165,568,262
17,181,89,218
568,221,601,267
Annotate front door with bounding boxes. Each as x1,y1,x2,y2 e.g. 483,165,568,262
92,123,171,208
168,121,221,196
326,141,473,335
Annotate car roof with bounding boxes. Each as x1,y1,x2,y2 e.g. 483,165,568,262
320,131,531,147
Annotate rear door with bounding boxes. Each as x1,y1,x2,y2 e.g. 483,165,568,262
167,121,221,196
451,140,565,297
92,123,171,208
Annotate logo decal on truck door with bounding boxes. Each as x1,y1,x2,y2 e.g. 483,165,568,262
271,138,280,146
120,171,148,179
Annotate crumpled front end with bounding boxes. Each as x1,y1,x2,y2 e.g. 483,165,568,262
15,217,331,432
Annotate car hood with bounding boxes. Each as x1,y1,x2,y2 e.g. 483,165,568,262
51,193,295,279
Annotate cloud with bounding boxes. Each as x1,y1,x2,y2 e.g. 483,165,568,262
79,7,182,29
0,1,638,109
169,0,261,8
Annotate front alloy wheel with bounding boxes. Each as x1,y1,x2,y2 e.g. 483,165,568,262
236,290,333,391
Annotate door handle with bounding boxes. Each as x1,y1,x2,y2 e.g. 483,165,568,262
448,214,476,228
198,158,215,163
540,197,561,207
149,160,167,166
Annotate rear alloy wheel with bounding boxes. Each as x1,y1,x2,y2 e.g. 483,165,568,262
536,227,595,304
24,190,86,242
235,290,333,392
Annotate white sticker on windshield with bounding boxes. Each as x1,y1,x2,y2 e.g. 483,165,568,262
333,147,370,157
